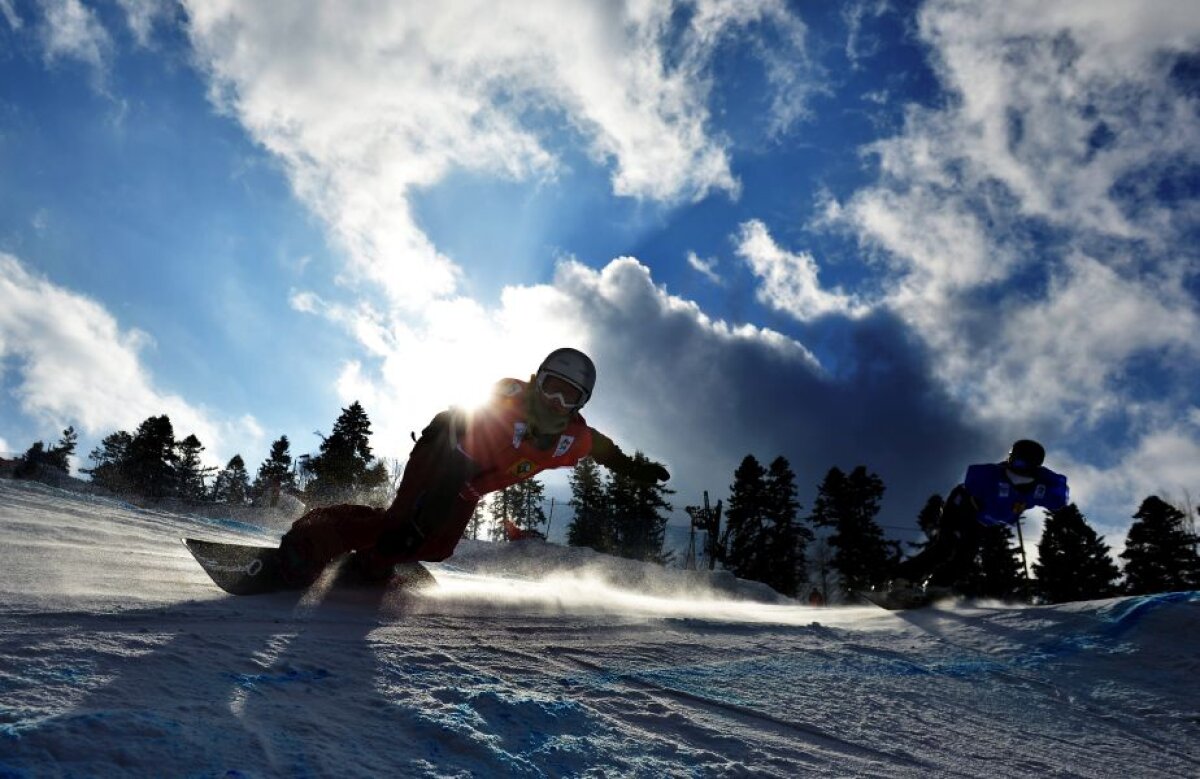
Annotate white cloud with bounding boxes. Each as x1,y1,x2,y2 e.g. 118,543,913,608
979,252,1200,424
686,251,722,284
115,0,170,47
31,209,50,234
307,256,793,457
736,219,868,321
287,290,322,316
308,284,587,458
0,254,260,466
37,0,111,71
1061,423,1200,560
299,252,823,466
842,0,891,69
181,0,812,310
902,0,1200,238
1,0,22,30
735,2,821,136
828,0,1200,432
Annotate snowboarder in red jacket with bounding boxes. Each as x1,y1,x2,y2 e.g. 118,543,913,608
279,347,669,585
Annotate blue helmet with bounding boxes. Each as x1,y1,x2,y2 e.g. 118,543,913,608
1006,439,1045,476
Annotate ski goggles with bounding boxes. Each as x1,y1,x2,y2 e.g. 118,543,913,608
1006,456,1038,477
536,371,588,410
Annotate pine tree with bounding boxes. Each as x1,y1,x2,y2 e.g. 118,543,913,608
489,485,521,541
567,457,613,552
360,460,392,508
124,416,178,499
51,426,77,472
509,476,548,535
175,435,214,504
720,455,768,581
212,455,251,505
909,494,944,556
1033,503,1121,603
13,442,48,479
810,466,891,594
960,524,1024,599
463,499,488,541
15,427,77,479
84,430,133,492
1120,496,1200,595
608,452,674,563
254,435,297,505
761,456,812,597
306,402,385,504
703,498,723,571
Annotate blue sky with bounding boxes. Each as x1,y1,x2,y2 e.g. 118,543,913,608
2,0,1199,559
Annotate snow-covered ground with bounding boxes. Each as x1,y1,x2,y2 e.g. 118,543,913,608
1,479,1198,778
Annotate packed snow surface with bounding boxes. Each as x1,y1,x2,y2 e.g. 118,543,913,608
1,479,1198,777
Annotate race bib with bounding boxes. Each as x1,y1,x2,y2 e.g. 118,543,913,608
554,435,575,458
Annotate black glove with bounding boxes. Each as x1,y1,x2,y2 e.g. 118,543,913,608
630,460,670,485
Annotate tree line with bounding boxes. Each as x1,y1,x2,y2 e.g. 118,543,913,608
699,453,1200,603
9,402,391,509
462,454,676,566
565,454,675,564
9,419,1199,601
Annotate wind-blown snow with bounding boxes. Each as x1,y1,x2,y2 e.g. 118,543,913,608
1,479,1197,777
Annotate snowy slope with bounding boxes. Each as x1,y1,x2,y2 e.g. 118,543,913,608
1,479,1198,778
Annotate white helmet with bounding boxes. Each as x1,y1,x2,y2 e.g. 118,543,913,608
536,347,596,411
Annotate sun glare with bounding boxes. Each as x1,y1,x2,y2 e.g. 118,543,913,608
346,295,578,462
414,302,571,414
429,338,542,415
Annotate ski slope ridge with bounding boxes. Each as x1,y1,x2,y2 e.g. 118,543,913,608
1,479,1198,777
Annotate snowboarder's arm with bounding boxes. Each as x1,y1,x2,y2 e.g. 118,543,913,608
947,482,982,517
1039,471,1069,512
588,429,670,484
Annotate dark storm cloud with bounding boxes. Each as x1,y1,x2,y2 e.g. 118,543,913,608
556,258,987,533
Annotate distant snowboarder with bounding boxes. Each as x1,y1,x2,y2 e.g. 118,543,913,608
278,347,669,586
890,439,1069,597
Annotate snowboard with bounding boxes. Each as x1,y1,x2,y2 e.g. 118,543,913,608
182,538,436,596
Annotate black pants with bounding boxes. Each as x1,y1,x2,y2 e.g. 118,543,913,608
279,409,476,584
896,484,983,588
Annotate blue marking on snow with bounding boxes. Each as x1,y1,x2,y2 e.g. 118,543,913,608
607,647,1013,715
189,515,277,539
0,664,96,697
228,668,331,691
1022,590,1200,664
45,666,93,685
0,704,56,740
1097,590,1199,638
833,652,1006,680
